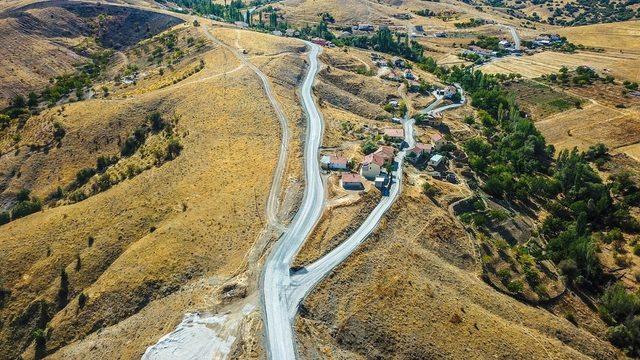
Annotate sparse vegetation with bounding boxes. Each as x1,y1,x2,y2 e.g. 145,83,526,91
454,18,487,28
56,269,69,310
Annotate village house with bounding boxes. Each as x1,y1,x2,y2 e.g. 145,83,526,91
499,39,512,49
361,146,396,179
422,112,442,126
311,37,333,47
442,85,458,100
383,71,403,82
406,142,432,164
375,59,389,67
393,13,412,20
467,45,496,57
320,154,348,170
341,173,364,190
356,23,374,31
383,128,405,142
428,154,445,168
431,133,445,149
374,173,391,190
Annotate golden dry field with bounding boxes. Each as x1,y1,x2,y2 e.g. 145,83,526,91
3,0,640,359
481,50,640,82
535,102,640,156
556,20,640,52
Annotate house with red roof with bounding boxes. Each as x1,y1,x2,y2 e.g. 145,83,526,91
320,154,348,170
406,142,433,164
360,145,396,180
383,128,405,142
341,173,364,190
431,133,445,149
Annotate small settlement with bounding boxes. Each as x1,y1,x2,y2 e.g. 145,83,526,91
316,46,465,195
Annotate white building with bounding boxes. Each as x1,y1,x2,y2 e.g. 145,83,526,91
320,154,348,170
428,154,445,168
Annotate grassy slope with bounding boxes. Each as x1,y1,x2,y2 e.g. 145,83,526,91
297,184,619,359
0,7,311,359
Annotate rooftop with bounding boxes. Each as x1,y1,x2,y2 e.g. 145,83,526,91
384,128,405,138
330,155,348,165
342,173,362,183
430,154,444,162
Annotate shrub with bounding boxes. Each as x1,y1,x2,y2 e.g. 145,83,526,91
422,182,440,197
497,268,511,284
148,112,165,132
165,138,183,160
33,328,46,360
523,266,540,286
463,115,475,125
75,168,95,186
11,198,42,220
53,122,66,141
599,283,640,325
614,253,632,268
96,173,112,192
361,140,377,155
506,280,524,293
558,259,578,279
78,293,88,309
565,312,577,324
87,236,94,247
16,188,31,202
121,135,141,156
0,211,9,225
0,114,9,129
96,155,118,172
56,269,69,310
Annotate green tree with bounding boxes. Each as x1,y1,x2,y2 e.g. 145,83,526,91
56,269,69,310
361,140,377,155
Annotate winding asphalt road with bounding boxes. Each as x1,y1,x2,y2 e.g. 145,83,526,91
287,85,466,315
262,56,466,357
261,42,324,360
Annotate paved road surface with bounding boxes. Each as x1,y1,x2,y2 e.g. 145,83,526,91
501,25,521,50
261,42,324,360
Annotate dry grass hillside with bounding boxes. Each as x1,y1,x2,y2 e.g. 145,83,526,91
0,0,183,107
0,3,311,359
297,182,621,359
277,0,524,29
